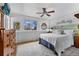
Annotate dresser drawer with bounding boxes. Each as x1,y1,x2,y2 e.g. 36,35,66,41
4,47,11,56
0,28,16,56
4,32,10,47
4,31,10,39
4,40,9,48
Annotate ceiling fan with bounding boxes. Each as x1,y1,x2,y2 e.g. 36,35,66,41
36,8,55,17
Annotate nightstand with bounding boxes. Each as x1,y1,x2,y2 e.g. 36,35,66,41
74,35,79,48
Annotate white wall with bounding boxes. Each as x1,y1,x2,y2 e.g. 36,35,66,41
16,30,42,43
11,16,24,30
10,15,52,43
10,15,44,43
9,3,24,16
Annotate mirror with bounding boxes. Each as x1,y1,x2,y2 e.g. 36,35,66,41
41,23,47,30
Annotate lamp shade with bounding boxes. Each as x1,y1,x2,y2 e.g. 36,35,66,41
1,3,10,15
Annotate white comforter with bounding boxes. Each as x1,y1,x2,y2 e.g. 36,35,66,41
40,31,74,56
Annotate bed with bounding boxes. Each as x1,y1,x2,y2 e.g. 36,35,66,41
39,30,74,56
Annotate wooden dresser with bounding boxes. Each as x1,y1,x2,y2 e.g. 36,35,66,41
0,8,16,56
4,29,16,56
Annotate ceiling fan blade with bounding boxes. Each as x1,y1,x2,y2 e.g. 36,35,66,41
48,10,55,13
36,12,42,14
41,14,44,17
74,13,79,19
46,13,51,16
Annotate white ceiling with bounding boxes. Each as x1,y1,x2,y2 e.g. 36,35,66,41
8,3,79,18
7,3,79,22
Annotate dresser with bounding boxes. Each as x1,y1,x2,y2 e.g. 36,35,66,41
0,8,16,56
4,29,16,56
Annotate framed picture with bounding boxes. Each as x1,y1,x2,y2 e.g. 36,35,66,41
24,20,37,30
13,21,20,30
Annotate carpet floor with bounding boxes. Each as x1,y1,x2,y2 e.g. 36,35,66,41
16,41,79,56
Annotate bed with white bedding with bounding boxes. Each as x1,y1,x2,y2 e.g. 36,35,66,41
39,30,74,56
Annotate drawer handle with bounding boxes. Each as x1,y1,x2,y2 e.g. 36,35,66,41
6,44,9,47
7,54,9,56
7,34,9,37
